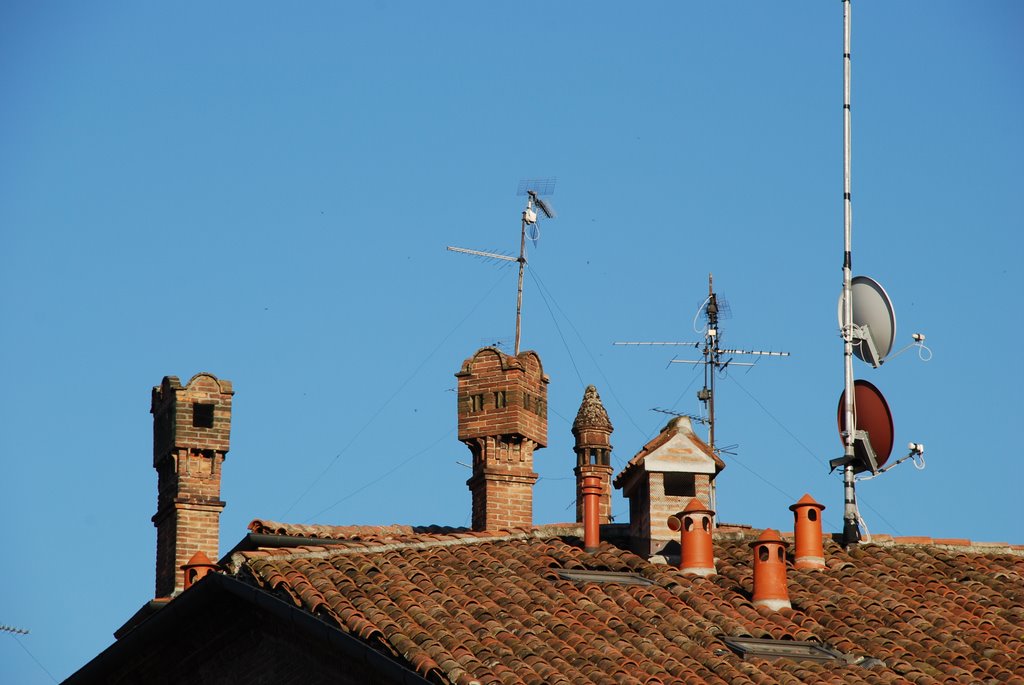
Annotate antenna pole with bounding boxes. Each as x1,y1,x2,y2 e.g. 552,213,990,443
706,274,719,513
707,274,717,452
617,271,789,522
841,0,860,545
514,196,532,356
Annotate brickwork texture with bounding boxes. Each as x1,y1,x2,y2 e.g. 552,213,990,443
456,348,548,531
151,373,233,597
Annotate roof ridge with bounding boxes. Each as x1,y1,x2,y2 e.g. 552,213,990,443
860,535,1024,555
235,524,584,565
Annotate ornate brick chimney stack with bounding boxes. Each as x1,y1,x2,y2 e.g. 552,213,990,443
151,373,233,598
572,385,613,526
456,347,548,531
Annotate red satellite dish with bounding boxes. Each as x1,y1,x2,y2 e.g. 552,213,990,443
837,379,894,470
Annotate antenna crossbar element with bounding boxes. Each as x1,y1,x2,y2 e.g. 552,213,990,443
0,624,30,635
613,341,702,347
531,194,556,219
446,246,519,263
671,359,755,367
516,177,557,197
717,349,791,357
651,407,709,424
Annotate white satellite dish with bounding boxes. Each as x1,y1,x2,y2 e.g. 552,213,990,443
837,275,896,367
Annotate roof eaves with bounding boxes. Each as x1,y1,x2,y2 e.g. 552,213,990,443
65,573,432,685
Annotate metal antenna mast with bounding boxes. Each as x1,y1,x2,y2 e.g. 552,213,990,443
840,0,859,546
616,273,790,503
829,2,928,545
447,178,556,355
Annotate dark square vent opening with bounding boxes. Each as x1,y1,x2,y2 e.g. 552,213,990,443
664,472,696,498
192,403,215,428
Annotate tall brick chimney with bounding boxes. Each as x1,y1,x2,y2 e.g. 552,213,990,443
151,373,233,597
456,347,547,531
572,385,613,525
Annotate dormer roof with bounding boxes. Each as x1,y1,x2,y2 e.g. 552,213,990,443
613,416,725,490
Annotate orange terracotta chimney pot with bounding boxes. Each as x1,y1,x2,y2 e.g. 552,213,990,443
582,475,602,552
181,551,218,591
789,493,827,570
667,498,716,576
750,529,791,610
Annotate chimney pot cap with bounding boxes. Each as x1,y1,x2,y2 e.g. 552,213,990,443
181,551,216,569
683,497,714,514
750,528,788,548
789,493,826,512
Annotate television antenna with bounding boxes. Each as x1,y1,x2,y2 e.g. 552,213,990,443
0,624,29,635
616,274,789,511
650,407,709,425
447,178,557,355
833,1,928,546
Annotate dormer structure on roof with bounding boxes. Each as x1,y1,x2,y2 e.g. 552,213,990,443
614,416,725,557
455,347,548,531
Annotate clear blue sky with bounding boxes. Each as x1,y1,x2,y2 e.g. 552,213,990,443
2,2,1021,682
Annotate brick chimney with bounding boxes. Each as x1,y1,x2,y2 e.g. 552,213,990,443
151,373,233,597
456,347,548,531
614,417,725,557
790,493,826,570
572,385,613,526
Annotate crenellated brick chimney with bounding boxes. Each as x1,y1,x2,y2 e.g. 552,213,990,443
572,385,614,526
151,373,233,597
456,347,548,531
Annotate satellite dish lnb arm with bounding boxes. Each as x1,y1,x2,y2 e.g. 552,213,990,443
852,323,883,368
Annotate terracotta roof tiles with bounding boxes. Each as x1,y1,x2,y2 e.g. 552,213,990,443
228,525,1024,684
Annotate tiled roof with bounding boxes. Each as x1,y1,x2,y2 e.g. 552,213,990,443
228,525,1024,684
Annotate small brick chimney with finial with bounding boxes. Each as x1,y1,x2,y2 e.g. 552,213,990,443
572,385,614,526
